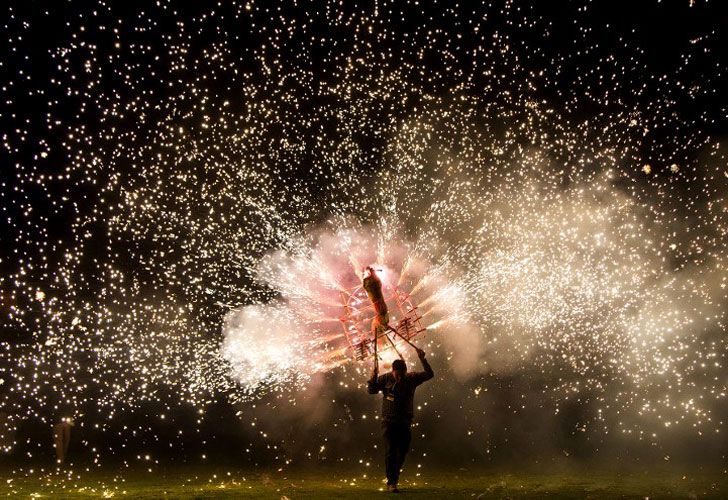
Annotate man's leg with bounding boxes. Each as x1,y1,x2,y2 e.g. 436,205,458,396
62,424,71,458
53,426,64,464
385,423,410,487
382,423,398,486
396,424,412,478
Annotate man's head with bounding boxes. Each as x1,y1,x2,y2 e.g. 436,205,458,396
391,358,407,382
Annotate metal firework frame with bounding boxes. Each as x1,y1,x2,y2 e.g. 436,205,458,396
339,284,426,361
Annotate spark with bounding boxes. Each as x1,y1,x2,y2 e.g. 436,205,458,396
0,0,725,462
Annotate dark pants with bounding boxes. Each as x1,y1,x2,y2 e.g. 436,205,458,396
382,421,411,486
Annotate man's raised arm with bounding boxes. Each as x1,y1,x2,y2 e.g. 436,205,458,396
367,361,383,394
411,348,434,385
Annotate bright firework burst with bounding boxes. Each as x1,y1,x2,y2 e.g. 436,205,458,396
0,0,726,462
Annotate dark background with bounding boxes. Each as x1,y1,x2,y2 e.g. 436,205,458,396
1,0,726,472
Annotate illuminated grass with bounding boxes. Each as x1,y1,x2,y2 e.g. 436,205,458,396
1,467,726,499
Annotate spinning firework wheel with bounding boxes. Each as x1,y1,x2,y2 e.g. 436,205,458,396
339,285,426,362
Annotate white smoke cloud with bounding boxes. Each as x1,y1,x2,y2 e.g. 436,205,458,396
221,221,474,393
221,302,311,393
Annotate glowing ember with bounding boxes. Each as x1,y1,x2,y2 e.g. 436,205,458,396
0,1,726,463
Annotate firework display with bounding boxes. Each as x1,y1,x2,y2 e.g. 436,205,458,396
0,0,727,468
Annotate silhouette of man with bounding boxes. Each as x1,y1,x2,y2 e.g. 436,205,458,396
367,346,434,493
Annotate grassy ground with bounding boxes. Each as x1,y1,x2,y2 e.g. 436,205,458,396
0,466,727,498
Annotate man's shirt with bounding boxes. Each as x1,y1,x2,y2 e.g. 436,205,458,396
367,358,434,424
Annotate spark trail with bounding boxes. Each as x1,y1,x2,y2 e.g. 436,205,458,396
0,1,726,455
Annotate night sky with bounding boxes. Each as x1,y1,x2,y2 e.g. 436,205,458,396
1,0,727,472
